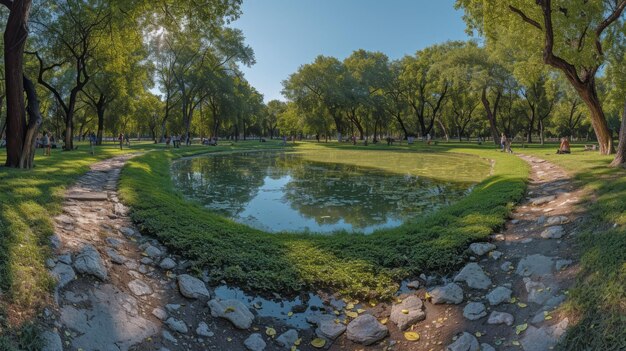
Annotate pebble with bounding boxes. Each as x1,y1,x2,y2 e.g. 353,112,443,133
487,311,514,326
160,257,177,270
195,321,214,337
462,302,486,320
486,286,512,306
430,283,464,304
453,263,492,290
276,329,299,348
166,317,188,334
346,314,388,345
178,274,210,299
244,333,266,351
152,307,168,321
73,244,108,280
447,332,479,351
468,242,496,256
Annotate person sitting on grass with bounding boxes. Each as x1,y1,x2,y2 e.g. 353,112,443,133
557,137,571,154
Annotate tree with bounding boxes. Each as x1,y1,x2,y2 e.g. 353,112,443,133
456,0,626,155
264,100,286,139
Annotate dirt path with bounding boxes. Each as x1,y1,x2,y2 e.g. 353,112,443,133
40,153,583,351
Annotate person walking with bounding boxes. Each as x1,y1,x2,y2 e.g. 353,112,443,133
118,133,124,150
43,132,51,156
89,132,97,155
500,133,507,152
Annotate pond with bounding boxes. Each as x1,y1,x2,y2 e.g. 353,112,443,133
171,149,491,234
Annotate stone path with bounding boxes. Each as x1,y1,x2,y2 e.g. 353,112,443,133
40,153,583,351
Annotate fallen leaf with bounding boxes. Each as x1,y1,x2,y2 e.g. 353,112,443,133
287,311,293,317
401,309,410,314
357,308,365,314
224,306,235,313
311,338,326,348
515,323,528,335
346,311,358,318
404,331,420,341
266,327,276,337
380,318,388,325
517,302,528,308
512,340,521,346
294,338,301,346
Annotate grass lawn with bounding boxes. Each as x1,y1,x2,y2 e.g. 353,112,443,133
119,141,529,300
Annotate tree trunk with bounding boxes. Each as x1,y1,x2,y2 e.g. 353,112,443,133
4,0,32,167
609,100,626,167
96,101,105,145
19,75,42,169
578,85,613,154
481,87,500,145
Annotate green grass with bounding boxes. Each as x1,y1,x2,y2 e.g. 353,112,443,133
520,143,626,351
119,141,529,300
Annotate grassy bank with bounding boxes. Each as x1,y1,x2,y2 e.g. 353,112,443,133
520,144,626,351
119,142,528,300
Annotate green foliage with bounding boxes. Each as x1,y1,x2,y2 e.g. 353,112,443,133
119,142,528,299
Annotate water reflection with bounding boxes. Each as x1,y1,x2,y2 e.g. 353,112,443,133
171,151,477,234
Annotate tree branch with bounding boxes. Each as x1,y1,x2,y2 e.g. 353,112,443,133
594,0,626,56
508,5,542,30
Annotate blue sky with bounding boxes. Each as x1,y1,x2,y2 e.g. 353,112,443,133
231,0,470,102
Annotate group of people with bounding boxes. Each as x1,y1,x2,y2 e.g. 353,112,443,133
500,133,571,154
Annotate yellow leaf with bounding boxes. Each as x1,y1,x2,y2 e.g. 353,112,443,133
253,303,262,309
294,338,301,346
475,331,482,337
291,347,297,351
287,311,293,317
515,323,528,335
333,310,340,315
401,309,410,314
224,306,235,313
380,318,388,325
346,303,355,310
227,337,232,342
404,331,420,341
512,340,521,346
544,315,553,320
510,297,517,304
346,311,358,318
517,303,528,308
266,327,276,337
424,292,431,300
357,308,365,314
311,338,326,348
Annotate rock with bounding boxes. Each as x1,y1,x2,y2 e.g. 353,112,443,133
546,216,568,226
537,215,546,225
208,299,254,329
162,330,177,344
57,253,72,265
166,303,181,311
462,302,486,320
390,295,426,330
490,250,503,260
521,238,533,244
178,274,210,299
487,311,514,326
406,280,420,289
276,329,299,348
543,295,566,310
144,245,162,258
244,333,266,351
40,330,63,351
453,263,492,290
346,314,388,345
486,286,512,306
430,283,464,304
105,237,122,248
480,343,496,351
159,257,177,270
516,254,554,277
196,322,214,337
152,307,168,321
128,279,153,296
469,242,496,256
500,261,513,272
541,226,564,239
166,317,188,334
106,248,127,264
73,244,107,280
45,258,56,268
555,259,573,271
50,234,62,250
56,214,75,225
510,219,520,224
140,257,153,265
316,318,346,340
520,320,568,351
119,227,135,236
447,332,479,351
524,278,553,305
530,195,555,206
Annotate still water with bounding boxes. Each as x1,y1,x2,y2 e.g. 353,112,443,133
171,150,489,234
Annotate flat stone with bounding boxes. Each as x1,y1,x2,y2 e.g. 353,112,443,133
543,294,566,310
73,244,107,280
128,279,153,296
500,261,513,272
453,263,492,290
119,227,135,236
555,259,573,271
166,303,181,311
490,250,503,260
56,214,75,225
67,192,108,201
51,263,76,289
140,257,153,265
430,283,464,304
208,299,254,329
406,280,420,289
159,257,177,270
40,330,63,351
45,258,56,268
462,302,486,320
105,237,123,248
316,318,346,340
530,195,555,206
487,311,514,326
166,317,188,334
516,254,554,277
390,295,426,330
346,314,388,345
520,322,567,351
244,333,266,351
546,216,569,226
57,253,72,265
481,343,496,351
60,284,157,350
447,332,479,351
469,242,496,256
541,226,564,239
162,330,177,344
276,329,299,348
486,286,512,306
196,321,214,337
144,245,162,258
152,308,168,321
106,248,127,264
178,274,210,299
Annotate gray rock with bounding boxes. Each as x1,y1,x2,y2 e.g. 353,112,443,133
543,294,566,310
520,320,568,351
446,332,479,351
500,261,513,272
195,321,214,337
152,307,168,321
530,195,555,206
276,329,299,349
178,274,210,299
490,250,503,260
346,314,388,345
316,318,346,340
486,286,512,306
166,303,181,311
105,237,123,248
73,244,107,280
453,263,492,290
469,242,496,256
430,283,464,304
57,253,72,265
106,248,127,264
406,280,420,289
487,311,514,326
128,279,153,296
480,343,496,351
208,299,254,329
537,215,546,225
462,302,486,320
516,254,554,277
166,317,188,334
546,216,568,226
50,234,62,250
555,259,573,271
140,257,153,265
244,333,266,351
390,295,426,330
40,330,63,351
159,257,177,270
144,245,162,258
510,219,520,224
119,227,135,236
162,330,177,343
524,278,552,304
45,258,56,268
541,226,564,239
